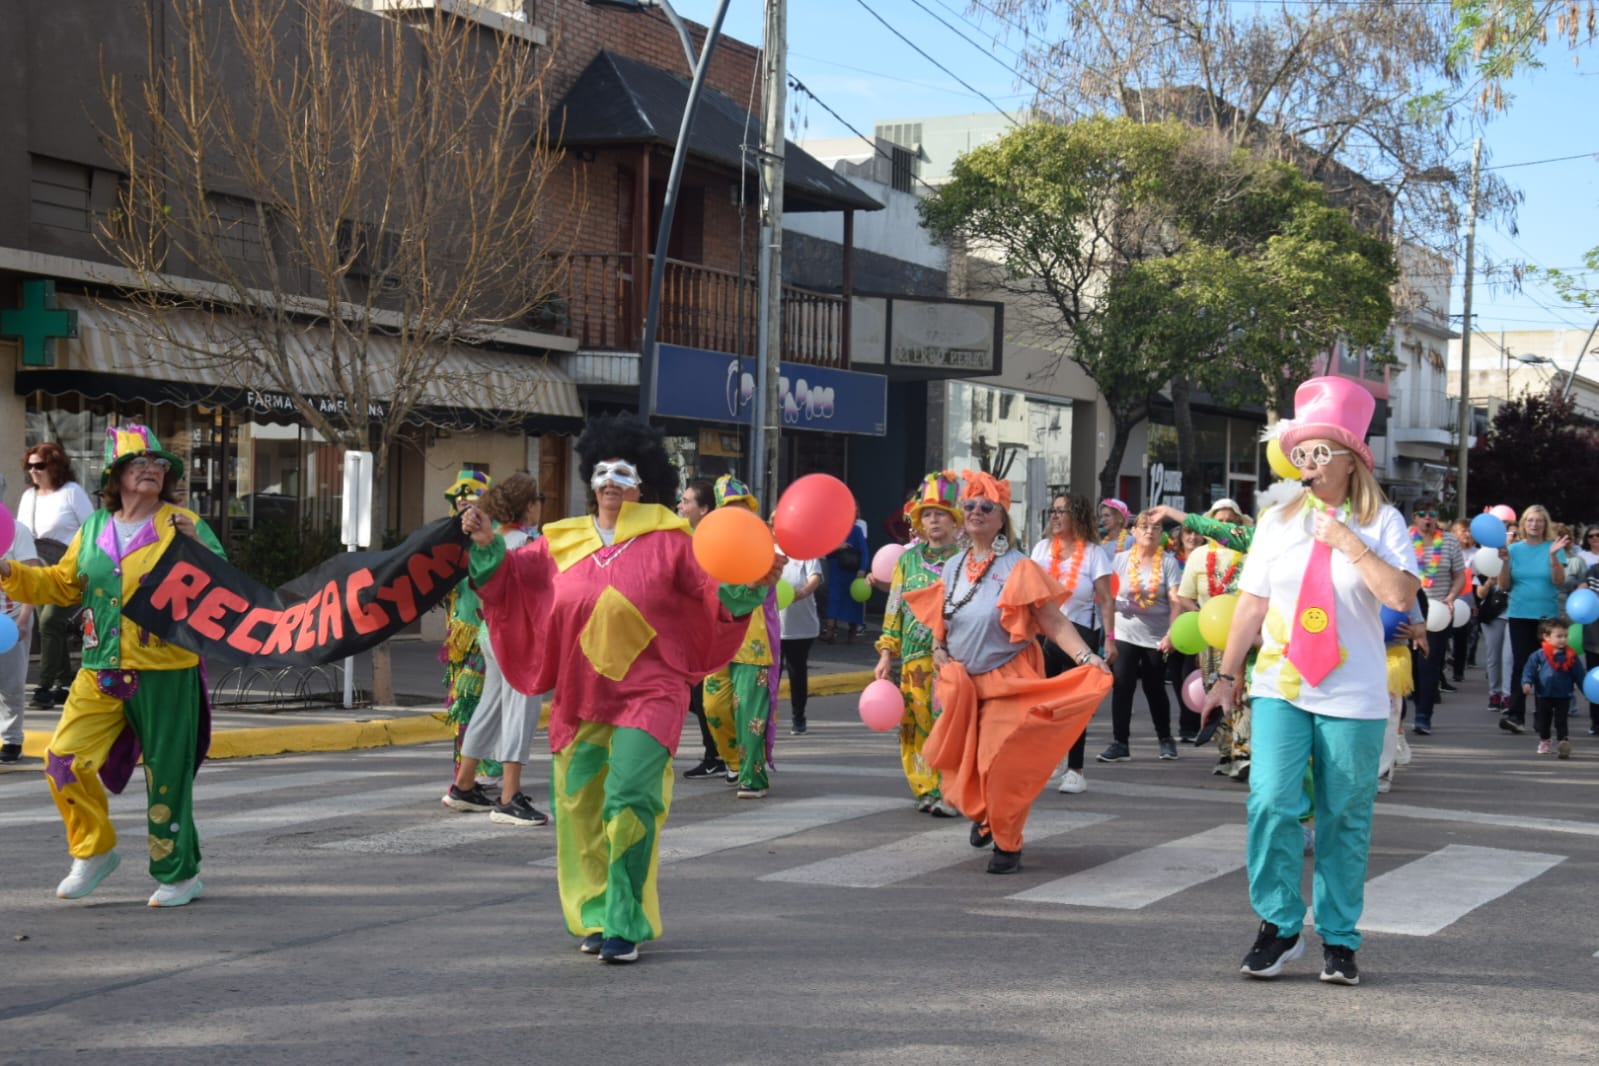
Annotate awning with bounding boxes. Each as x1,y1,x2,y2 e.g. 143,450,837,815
16,296,584,429
552,50,883,214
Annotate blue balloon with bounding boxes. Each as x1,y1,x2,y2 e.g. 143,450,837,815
1566,588,1599,626
1380,605,1409,644
1470,512,1507,550
1584,671,1599,704
0,613,16,655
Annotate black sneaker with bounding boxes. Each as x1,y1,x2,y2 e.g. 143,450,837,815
50,686,70,704
29,687,56,708
1439,677,1457,692
969,822,993,849
0,743,21,763
1239,920,1304,978
723,770,740,786
598,937,639,963
1096,741,1131,763
789,720,808,735
1499,715,1524,735
1158,738,1179,760
489,793,549,826
578,932,603,955
1320,943,1360,985
987,847,1022,874
682,758,726,780
1412,722,1431,736
441,784,495,812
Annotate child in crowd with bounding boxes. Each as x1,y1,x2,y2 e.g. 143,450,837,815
1520,617,1587,759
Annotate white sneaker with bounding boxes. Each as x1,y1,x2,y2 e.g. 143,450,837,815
56,850,121,899
1394,734,1412,766
927,798,960,818
148,877,204,908
1058,769,1087,794
1376,770,1392,794
1302,824,1315,853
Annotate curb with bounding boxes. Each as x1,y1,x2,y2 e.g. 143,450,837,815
13,671,877,761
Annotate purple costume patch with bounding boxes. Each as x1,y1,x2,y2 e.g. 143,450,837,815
45,749,78,790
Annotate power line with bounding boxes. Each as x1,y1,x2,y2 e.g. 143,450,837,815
787,73,944,196
902,0,1050,98
1486,150,1599,170
848,0,1021,124
790,50,1032,101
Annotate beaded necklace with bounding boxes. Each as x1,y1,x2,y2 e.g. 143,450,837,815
1204,546,1240,598
1411,527,1444,589
944,549,999,621
916,540,958,578
1127,547,1165,608
1048,537,1088,599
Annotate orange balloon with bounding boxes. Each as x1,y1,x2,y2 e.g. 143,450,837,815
692,505,775,584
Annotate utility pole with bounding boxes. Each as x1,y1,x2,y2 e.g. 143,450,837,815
750,0,785,507
1455,137,1482,514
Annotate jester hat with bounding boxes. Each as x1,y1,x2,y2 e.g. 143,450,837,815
444,469,491,503
906,470,960,532
714,473,759,512
102,424,184,485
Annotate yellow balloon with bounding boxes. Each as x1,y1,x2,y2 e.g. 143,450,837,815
1266,438,1300,481
1199,593,1238,648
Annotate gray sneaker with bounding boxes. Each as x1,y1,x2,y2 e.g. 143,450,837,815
1096,741,1131,763
1158,738,1180,760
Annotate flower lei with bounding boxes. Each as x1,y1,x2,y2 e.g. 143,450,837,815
1204,546,1240,598
1127,547,1165,608
1049,537,1088,599
1542,642,1576,671
1411,528,1444,589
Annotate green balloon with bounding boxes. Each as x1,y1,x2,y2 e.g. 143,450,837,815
1570,622,1583,650
775,579,795,610
850,577,872,603
1170,611,1207,655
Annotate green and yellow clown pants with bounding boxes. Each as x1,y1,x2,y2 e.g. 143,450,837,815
45,668,203,884
704,662,771,791
551,721,674,944
897,655,942,802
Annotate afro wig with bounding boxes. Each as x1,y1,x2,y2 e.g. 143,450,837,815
575,413,680,506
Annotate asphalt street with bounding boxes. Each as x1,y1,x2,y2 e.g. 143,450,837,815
1,668,1596,1065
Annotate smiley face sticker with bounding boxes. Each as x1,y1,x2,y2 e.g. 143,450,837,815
1300,607,1330,634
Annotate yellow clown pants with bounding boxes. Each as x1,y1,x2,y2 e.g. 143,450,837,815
550,721,674,944
897,655,942,801
45,668,204,884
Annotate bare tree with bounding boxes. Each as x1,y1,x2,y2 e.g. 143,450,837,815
98,0,574,475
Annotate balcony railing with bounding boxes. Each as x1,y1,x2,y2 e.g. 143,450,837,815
562,252,846,368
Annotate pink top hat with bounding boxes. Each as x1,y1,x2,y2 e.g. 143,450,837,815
1277,376,1376,470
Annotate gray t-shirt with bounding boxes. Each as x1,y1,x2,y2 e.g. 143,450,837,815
1411,529,1466,602
944,548,1030,675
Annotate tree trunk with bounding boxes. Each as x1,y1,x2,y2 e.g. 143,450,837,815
1098,409,1142,502
1170,375,1202,510
370,641,395,706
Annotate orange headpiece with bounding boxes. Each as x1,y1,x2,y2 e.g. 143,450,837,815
959,469,1011,510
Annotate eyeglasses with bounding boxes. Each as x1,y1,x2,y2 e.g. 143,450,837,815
1047,508,1069,517
1586,532,1599,540
1413,509,1438,518
26,461,47,470
1134,523,1159,533
962,499,997,514
1289,444,1351,468
124,456,171,472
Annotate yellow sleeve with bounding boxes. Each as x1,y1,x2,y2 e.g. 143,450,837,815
0,530,84,608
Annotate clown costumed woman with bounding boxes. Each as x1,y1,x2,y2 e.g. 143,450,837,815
900,471,1112,874
703,474,782,799
0,426,224,906
1202,378,1419,986
464,415,773,964
873,471,963,816
440,469,503,795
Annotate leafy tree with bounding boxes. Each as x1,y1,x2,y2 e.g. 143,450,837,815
1448,1,1597,108
1469,386,1599,518
919,118,1396,498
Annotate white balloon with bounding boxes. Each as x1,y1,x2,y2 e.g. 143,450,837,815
1472,546,1503,578
1452,598,1472,628
1426,598,1451,633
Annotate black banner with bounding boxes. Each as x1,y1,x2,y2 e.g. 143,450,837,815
125,517,471,667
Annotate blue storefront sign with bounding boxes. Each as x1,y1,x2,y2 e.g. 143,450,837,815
652,344,887,436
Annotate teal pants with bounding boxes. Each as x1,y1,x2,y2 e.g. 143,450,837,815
1246,697,1385,950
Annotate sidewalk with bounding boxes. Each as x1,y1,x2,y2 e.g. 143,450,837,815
7,627,884,764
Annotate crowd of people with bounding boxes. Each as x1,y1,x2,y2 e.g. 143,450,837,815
4,384,1597,982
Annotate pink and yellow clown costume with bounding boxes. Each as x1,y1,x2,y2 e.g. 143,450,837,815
875,471,961,808
472,482,765,951
703,475,781,795
0,426,225,897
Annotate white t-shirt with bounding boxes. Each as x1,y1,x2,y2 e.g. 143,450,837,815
777,557,824,640
3,523,39,620
1029,537,1111,629
1239,500,1418,719
1111,548,1182,648
21,483,96,547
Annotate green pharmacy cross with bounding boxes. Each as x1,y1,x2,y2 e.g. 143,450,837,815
1,279,79,367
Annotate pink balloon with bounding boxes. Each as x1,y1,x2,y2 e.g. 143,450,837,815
870,543,905,583
858,679,905,732
1181,669,1207,714
1489,504,1516,524
0,501,14,558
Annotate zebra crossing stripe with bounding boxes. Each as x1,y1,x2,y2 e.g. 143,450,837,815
313,817,524,855
760,810,1115,889
529,794,906,869
201,783,441,842
1008,823,1249,909
1354,844,1566,936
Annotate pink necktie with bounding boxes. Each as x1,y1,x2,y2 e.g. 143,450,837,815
1286,538,1340,686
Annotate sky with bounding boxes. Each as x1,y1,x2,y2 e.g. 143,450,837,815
667,0,1599,344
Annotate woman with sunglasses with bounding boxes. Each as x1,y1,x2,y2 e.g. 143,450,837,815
1579,526,1599,568
1405,499,1466,736
1028,493,1114,794
1096,510,1183,763
18,442,95,709
898,472,1111,875
1497,505,1575,735
1202,378,1418,986
2,426,225,907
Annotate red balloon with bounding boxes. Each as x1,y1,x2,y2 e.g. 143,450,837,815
772,474,856,560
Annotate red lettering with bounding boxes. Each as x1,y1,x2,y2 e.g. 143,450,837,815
375,575,418,623
345,569,389,636
189,586,250,641
147,562,211,620
261,602,307,656
225,606,279,655
293,598,320,652
406,544,463,597
316,580,344,646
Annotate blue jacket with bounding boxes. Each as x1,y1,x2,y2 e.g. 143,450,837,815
1521,647,1588,699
